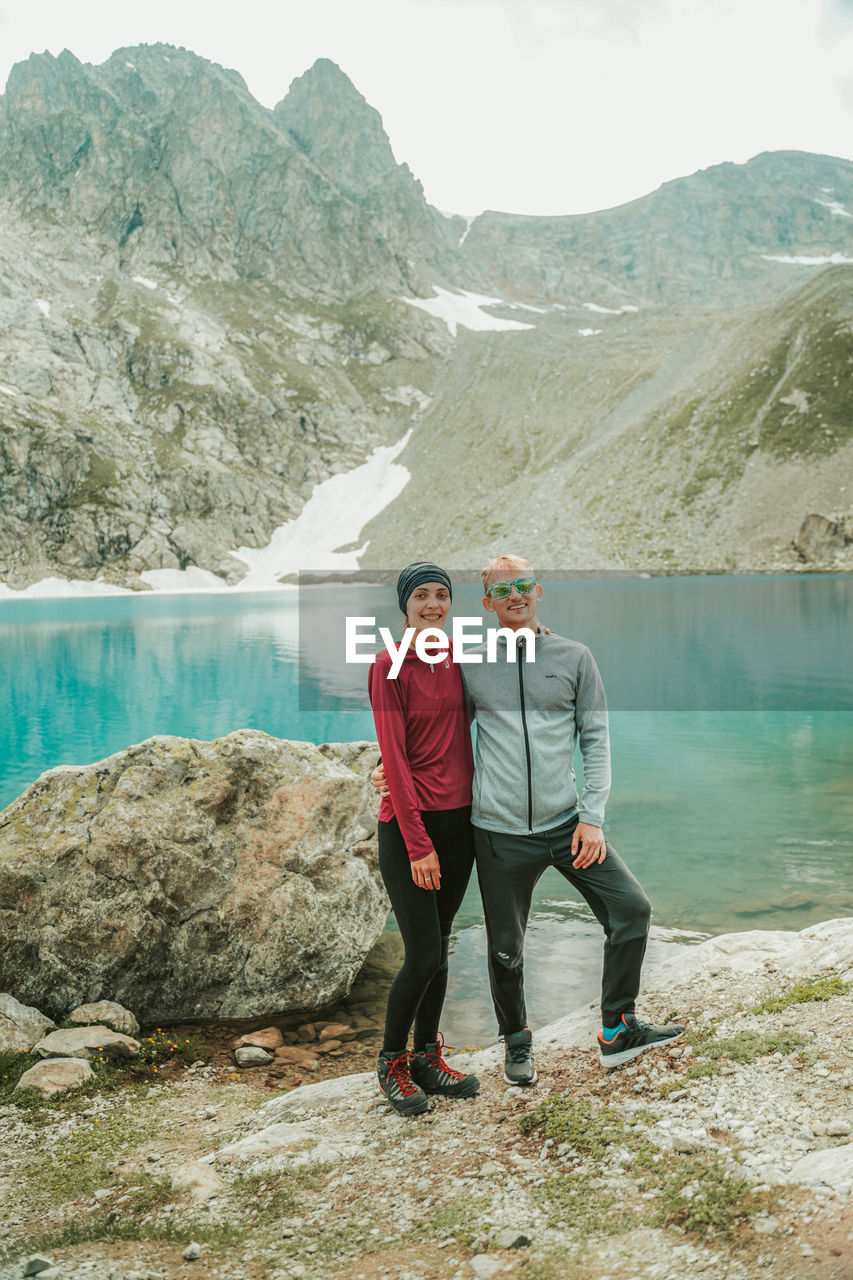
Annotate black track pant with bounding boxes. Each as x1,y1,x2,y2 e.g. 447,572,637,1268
474,814,651,1035
378,806,475,1053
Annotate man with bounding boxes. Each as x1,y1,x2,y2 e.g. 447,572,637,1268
375,554,682,1084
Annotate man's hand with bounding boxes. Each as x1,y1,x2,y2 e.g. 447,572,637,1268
412,850,441,891
571,822,607,869
371,762,390,798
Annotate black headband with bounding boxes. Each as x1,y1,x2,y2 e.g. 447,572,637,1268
396,562,453,614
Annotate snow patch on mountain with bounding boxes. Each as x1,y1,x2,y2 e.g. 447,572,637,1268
230,431,413,585
401,287,534,337
0,576,133,600
815,198,852,219
583,302,640,314
0,436,414,599
761,252,853,265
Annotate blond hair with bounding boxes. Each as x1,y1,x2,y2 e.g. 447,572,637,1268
481,554,534,591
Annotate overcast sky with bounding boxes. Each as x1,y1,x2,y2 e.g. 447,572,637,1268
2,0,852,216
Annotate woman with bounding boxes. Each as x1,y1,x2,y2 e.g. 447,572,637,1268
367,561,480,1116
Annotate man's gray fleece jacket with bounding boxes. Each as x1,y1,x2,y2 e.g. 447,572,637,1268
462,629,611,834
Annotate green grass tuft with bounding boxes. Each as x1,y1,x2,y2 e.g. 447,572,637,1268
658,1061,722,1094
687,1028,808,1063
417,1192,490,1247
230,1161,331,1227
0,1049,39,1102
519,1095,655,1161
750,975,852,1015
532,1172,640,1237
647,1151,767,1236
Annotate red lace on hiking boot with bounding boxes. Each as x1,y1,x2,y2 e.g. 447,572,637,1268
376,1050,429,1115
426,1032,466,1079
384,1052,420,1095
411,1033,480,1098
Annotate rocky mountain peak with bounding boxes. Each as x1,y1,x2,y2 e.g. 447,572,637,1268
274,57,404,198
98,42,254,109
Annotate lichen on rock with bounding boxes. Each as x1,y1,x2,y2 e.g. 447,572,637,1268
0,730,385,1022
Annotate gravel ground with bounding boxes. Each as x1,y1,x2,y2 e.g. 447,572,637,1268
1,920,852,1280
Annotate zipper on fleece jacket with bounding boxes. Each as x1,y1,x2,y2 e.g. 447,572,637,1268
517,651,533,832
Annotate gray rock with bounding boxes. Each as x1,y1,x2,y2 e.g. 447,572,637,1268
0,733,385,1021
235,1045,274,1067
794,513,853,564
0,992,56,1052
23,1256,55,1277
781,1144,853,1194
33,1025,140,1060
171,1162,226,1203
68,1000,140,1035
492,1228,530,1249
182,1242,202,1261
15,1056,95,1095
469,1258,502,1280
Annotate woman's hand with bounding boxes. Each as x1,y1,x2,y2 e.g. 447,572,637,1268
371,763,390,798
412,850,441,891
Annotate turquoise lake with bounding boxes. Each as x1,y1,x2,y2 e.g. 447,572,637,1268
1,575,851,1042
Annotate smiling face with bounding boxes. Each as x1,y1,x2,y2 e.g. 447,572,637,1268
481,573,540,632
404,582,451,633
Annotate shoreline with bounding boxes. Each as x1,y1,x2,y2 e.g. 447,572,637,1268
0,566,845,603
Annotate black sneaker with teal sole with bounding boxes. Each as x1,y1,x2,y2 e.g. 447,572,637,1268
410,1034,480,1098
504,1028,538,1085
377,1050,429,1116
598,1014,685,1068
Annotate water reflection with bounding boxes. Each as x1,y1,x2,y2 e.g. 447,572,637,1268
439,919,707,1047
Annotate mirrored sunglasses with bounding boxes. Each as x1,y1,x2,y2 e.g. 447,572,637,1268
486,578,536,599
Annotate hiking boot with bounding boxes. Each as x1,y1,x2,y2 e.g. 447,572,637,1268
376,1050,429,1116
598,1013,685,1068
504,1028,537,1085
410,1034,480,1099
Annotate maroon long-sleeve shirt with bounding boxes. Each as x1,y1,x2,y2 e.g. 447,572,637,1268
367,646,474,862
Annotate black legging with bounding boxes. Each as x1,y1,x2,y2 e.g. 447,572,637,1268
378,806,475,1053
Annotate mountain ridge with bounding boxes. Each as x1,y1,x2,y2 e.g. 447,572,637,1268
0,42,850,589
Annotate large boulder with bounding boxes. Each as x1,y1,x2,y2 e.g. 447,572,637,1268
33,1026,140,1060
0,731,385,1021
68,999,140,1035
15,1057,94,1096
0,992,56,1052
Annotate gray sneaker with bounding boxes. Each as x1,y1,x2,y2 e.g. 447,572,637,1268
504,1028,537,1085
